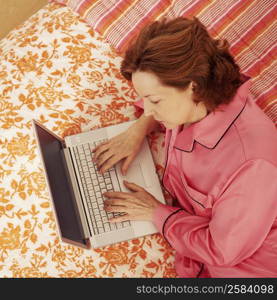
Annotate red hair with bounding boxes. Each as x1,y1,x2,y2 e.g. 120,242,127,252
120,17,242,111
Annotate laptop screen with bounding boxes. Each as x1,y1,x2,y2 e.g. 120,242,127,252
33,122,87,246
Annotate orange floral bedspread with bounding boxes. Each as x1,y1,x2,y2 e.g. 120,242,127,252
0,3,176,277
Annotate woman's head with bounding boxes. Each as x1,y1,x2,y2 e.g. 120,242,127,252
120,17,242,128
132,70,208,129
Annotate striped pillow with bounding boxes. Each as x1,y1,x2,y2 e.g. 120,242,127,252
49,0,277,125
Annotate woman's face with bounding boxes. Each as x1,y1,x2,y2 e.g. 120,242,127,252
132,71,207,129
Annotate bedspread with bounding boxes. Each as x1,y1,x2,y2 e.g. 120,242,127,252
0,3,175,277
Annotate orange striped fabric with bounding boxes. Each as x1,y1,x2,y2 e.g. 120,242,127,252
49,0,277,125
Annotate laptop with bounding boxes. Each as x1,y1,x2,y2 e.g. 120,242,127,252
32,119,165,249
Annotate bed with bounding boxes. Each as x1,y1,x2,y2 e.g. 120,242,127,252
0,0,276,278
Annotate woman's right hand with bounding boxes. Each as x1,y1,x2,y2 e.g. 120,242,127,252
91,125,146,175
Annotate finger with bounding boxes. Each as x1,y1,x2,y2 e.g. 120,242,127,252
105,198,140,210
92,142,110,160
123,180,145,192
110,212,151,222
104,198,129,207
91,140,109,153
121,156,134,176
99,154,124,173
103,191,132,199
104,204,127,213
109,214,131,223
93,146,109,162
97,151,114,169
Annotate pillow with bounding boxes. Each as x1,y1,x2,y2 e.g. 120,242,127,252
49,0,277,126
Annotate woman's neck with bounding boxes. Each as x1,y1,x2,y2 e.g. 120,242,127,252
190,102,209,124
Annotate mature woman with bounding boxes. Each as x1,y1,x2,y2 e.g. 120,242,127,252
92,17,277,277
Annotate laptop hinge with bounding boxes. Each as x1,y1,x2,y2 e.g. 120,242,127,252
61,148,90,238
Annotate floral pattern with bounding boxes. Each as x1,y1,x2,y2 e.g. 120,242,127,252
0,3,175,277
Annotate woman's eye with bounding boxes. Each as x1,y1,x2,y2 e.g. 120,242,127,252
151,100,160,104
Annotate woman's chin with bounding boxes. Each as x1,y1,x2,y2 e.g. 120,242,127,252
163,122,178,129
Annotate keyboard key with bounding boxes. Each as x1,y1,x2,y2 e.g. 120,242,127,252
101,210,107,216
97,221,103,227
110,223,116,231
105,178,111,184
90,195,96,201
102,216,108,223
104,223,110,231
123,221,131,227
98,228,104,234
116,222,123,229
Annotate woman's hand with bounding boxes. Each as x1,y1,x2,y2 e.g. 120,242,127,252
92,125,146,175
103,180,161,222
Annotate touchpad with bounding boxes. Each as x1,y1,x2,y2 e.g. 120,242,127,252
125,163,145,186
117,162,146,191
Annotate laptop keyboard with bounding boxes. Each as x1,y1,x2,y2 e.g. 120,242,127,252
72,139,131,236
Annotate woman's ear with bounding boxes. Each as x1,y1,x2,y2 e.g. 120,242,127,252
190,81,197,92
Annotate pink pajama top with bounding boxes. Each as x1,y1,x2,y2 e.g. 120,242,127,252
134,76,277,278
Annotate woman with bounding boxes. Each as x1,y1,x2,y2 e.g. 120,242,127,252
92,17,277,277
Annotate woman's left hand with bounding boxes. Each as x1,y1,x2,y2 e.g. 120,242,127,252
103,180,161,222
